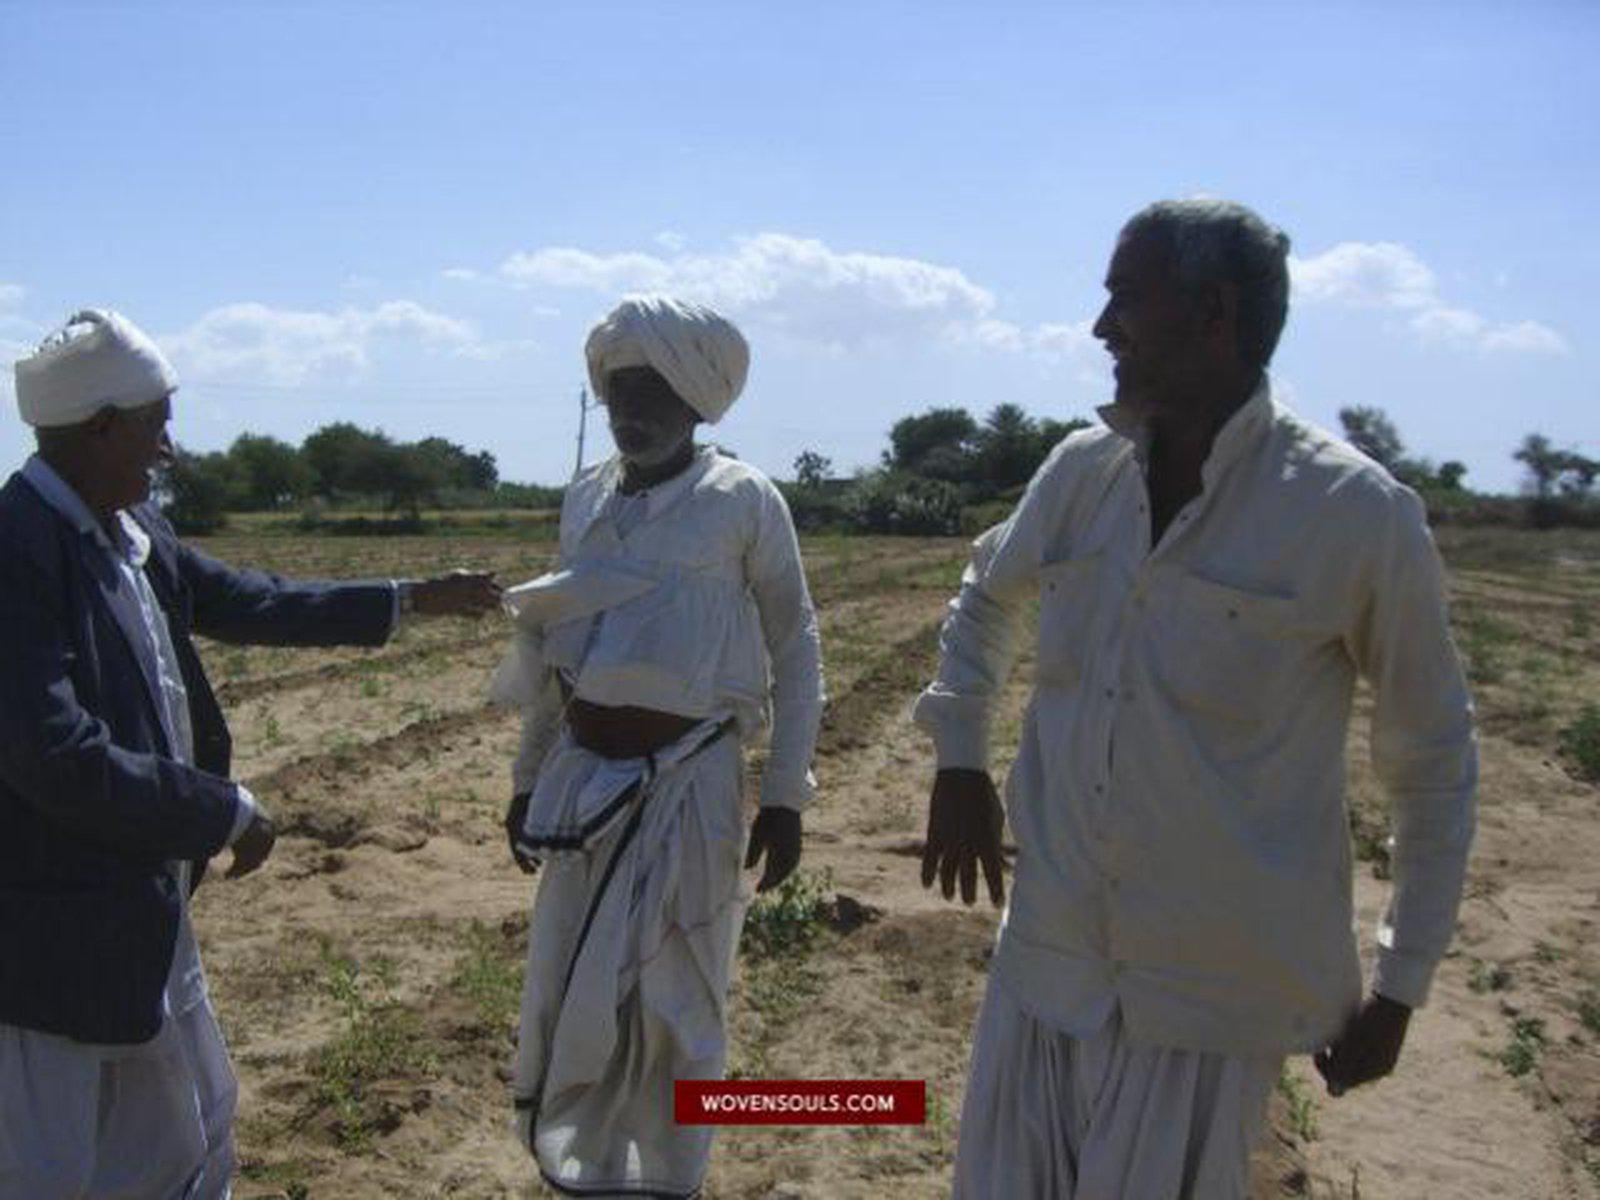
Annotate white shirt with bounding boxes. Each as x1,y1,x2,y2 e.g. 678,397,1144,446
535,447,824,810
914,379,1477,1056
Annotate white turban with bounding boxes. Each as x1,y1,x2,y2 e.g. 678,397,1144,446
14,309,179,428
584,295,749,425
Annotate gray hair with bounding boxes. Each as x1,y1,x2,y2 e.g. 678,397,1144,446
1121,199,1291,368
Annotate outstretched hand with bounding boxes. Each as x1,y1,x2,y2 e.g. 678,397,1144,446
745,807,802,893
414,570,501,617
1315,993,1412,1096
921,768,1006,906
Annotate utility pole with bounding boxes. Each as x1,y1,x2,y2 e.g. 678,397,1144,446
574,386,590,479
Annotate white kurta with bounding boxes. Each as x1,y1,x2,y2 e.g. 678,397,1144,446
499,447,824,1197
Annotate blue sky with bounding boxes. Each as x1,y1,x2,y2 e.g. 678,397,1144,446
3,1,1594,492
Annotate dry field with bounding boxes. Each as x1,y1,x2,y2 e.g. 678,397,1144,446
183,526,1600,1199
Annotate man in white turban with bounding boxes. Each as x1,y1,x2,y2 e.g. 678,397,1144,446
497,296,824,1197
0,310,500,1199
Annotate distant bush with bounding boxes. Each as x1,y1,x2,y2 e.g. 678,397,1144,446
778,482,852,534
846,471,963,535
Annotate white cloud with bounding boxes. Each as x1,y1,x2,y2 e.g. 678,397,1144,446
0,283,24,310
164,300,478,385
1292,242,1565,356
495,232,1009,353
442,266,481,281
1481,320,1568,356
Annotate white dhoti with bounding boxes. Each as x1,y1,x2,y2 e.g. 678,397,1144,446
512,721,746,1198
953,974,1281,1200
0,998,238,1200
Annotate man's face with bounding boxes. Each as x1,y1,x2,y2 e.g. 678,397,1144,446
1091,231,1208,418
99,395,174,509
603,367,698,468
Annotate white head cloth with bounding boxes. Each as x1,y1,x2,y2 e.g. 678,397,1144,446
14,309,178,428
584,295,749,425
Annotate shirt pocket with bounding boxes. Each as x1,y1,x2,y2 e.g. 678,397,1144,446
1036,556,1102,688
1155,573,1301,721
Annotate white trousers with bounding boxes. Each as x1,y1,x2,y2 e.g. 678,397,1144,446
953,974,1281,1200
513,730,746,1198
0,999,237,1200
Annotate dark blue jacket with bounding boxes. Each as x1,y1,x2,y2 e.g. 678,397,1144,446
0,471,395,1043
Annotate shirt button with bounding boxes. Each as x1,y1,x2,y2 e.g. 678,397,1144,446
1104,688,1115,700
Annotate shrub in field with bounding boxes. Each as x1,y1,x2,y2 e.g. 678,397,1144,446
846,471,963,536
1557,704,1600,782
740,868,833,960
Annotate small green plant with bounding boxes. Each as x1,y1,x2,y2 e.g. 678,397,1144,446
1460,612,1513,685
262,715,283,747
1498,1016,1546,1077
1468,959,1513,994
1276,1067,1319,1142
1557,704,1600,782
1576,989,1600,1037
1568,603,1593,641
1532,940,1565,965
451,921,523,1030
311,945,433,1150
740,868,833,961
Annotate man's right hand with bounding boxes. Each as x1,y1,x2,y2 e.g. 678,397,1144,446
505,792,538,874
921,767,1006,906
227,810,277,879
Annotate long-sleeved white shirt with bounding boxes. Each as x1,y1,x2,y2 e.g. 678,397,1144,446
914,379,1477,1056
511,447,824,811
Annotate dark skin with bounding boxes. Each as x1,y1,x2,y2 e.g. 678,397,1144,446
921,225,1411,1095
41,397,501,882
504,366,802,892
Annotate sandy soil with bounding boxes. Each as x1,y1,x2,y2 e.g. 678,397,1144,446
178,531,1600,1199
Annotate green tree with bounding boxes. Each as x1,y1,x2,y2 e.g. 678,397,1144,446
301,423,394,498
886,408,978,477
793,450,832,489
227,433,312,509
1338,406,1405,471
158,446,233,534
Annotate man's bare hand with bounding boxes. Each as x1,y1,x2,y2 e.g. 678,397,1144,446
921,768,1006,906
226,810,277,879
744,807,802,893
505,792,539,875
413,570,501,617
1314,993,1412,1096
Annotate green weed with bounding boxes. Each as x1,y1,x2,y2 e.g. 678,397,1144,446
451,921,523,1031
740,868,834,961
1276,1067,1320,1142
1468,959,1513,994
1576,989,1600,1037
1557,704,1600,782
1498,1016,1546,1077
310,945,433,1151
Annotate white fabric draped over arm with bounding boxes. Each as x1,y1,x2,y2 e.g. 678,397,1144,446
745,483,823,811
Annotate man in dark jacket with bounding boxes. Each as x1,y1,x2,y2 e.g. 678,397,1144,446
0,310,499,1199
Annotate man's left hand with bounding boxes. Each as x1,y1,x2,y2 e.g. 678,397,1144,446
1314,993,1412,1096
744,807,802,893
413,570,501,617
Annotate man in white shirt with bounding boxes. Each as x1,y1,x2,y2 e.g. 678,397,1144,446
499,296,824,1198
914,200,1477,1198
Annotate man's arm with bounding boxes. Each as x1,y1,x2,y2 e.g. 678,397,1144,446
1321,487,1478,1093
743,480,824,892
913,517,1037,906
0,561,238,864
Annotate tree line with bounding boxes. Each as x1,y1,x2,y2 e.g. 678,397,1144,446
165,424,560,532
784,403,1599,535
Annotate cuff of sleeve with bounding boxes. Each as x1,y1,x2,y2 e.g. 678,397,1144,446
1372,949,1436,1009
225,786,258,848
759,768,815,813
912,692,990,771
